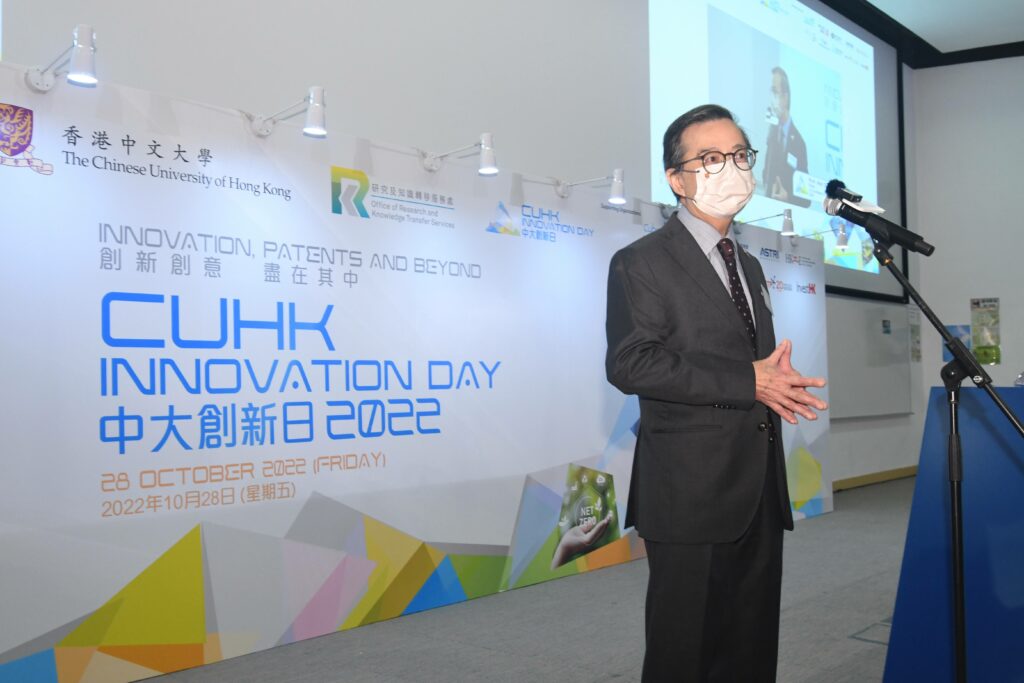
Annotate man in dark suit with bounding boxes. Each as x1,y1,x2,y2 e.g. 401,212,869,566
763,67,811,208
606,104,828,682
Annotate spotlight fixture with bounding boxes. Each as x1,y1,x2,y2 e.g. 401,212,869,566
421,133,499,176
836,223,849,251
800,219,857,248
247,86,327,138
25,24,97,92
554,168,627,205
780,208,796,237
608,168,627,205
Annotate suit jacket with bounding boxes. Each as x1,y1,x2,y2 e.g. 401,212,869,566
763,119,810,208
605,214,794,544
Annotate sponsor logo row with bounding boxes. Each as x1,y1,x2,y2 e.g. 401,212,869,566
757,246,818,268
766,275,818,295
330,165,600,243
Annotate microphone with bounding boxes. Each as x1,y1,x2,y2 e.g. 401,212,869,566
825,179,862,204
822,181,935,256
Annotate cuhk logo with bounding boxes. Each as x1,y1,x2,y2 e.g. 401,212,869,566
330,166,369,218
0,103,53,175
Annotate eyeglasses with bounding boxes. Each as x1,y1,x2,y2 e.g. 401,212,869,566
675,148,758,174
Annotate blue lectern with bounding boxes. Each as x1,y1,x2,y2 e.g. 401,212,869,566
885,387,1024,682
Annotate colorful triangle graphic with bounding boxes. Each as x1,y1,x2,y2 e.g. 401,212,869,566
341,516,428,628
77,650,162,683
0,648,58,683
402,556,467,615
448,554,508,600
359,543,438,624
509,527,580,590
53,646,94,683
286,555,375,642
59,526,204,647
96,643,204,674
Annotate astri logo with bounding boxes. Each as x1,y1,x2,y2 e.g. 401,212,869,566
759,247,780,260
330,166,370,218
0,103,53,175
485,202,520,236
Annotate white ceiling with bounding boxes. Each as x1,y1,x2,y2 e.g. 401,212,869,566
867,0,1024,53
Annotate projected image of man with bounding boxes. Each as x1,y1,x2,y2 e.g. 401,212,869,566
763,67,810,208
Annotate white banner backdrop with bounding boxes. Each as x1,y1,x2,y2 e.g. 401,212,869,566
0,62,828,682
735,224,832,518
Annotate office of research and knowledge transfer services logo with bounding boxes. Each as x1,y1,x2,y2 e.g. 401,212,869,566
330,165,370,218
0,103,54,175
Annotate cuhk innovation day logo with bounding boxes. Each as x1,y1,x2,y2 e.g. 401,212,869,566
0,103,53,175
330,166,369,218
485,201,520,236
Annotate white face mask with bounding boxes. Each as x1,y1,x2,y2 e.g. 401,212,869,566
687,162,756,219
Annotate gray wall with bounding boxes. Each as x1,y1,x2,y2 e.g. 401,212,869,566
912,56,1024,389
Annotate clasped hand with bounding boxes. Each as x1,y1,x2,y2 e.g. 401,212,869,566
753,339,828,425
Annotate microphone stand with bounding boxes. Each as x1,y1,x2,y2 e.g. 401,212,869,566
870,239,1024,683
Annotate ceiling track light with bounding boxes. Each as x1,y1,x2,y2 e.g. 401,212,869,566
836,223,850,251
247,86,327,139
790,219,862,250
553,168,627,205
421,133,498,176
25,24,97,92
780,209,796,236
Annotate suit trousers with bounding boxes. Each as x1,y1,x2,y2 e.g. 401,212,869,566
641,448,786,682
